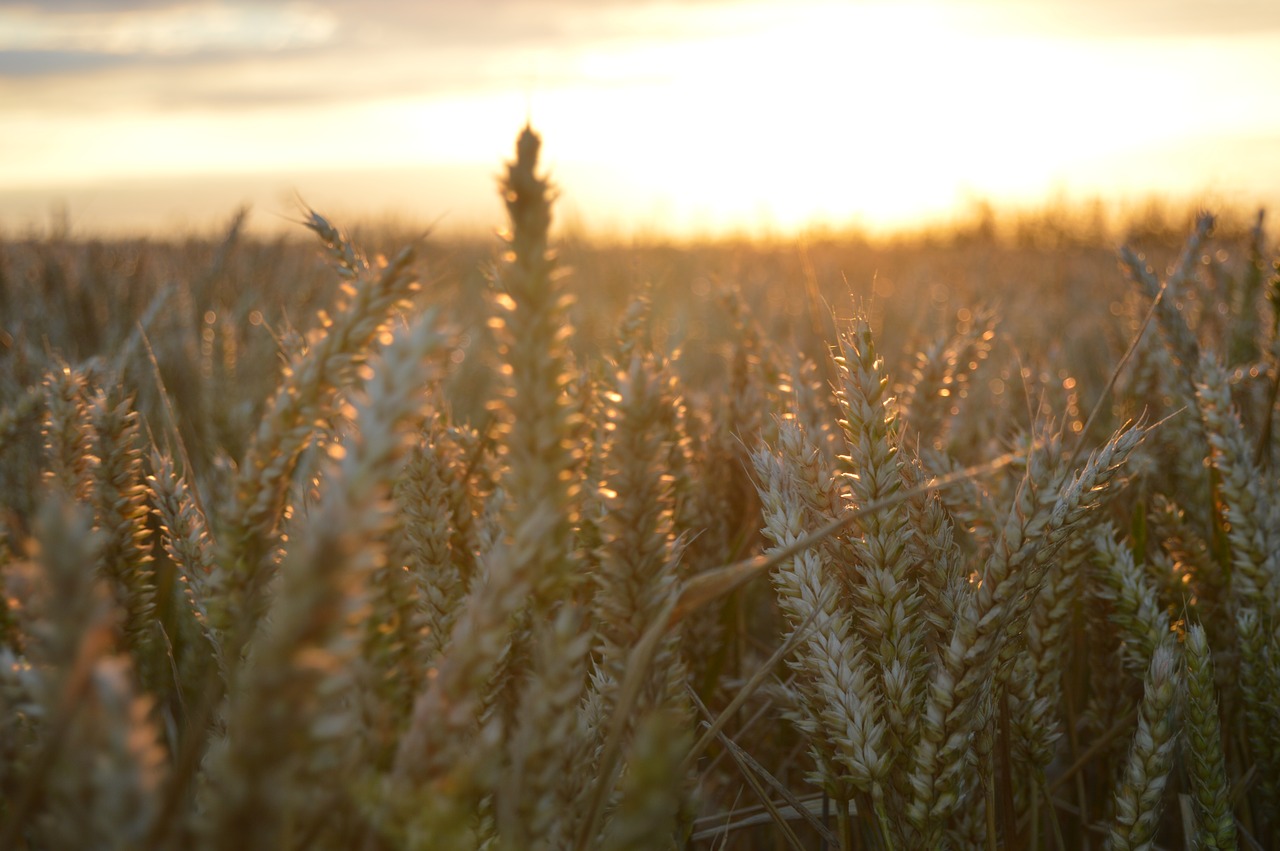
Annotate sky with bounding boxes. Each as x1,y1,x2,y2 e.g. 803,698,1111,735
2,0,1279,239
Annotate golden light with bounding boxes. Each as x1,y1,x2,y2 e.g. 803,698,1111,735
1,0,1279,236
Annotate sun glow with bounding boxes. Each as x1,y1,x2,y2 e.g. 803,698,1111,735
1,0,1279,237
516,1,1279,234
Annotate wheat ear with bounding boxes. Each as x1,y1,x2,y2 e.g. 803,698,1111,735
216,217,422,649
1104,638,1182,851
200,315,443,851
1184,622,1238,851
753,422,887,803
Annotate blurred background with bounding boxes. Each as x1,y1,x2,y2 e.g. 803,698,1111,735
2,0,1279,239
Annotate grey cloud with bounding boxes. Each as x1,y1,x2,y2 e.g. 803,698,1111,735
2,35,609,115
0,3,340,78
0,44,328,81
3,0,733,63
0,49,133,76
0,0,708,105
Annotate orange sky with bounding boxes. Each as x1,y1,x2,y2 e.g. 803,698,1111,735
2,0,1279,238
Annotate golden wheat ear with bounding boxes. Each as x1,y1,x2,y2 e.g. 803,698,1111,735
214,209,423,656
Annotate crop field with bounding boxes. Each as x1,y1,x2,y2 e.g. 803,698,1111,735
1,125,1278,850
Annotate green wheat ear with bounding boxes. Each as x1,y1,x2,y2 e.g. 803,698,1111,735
1183,623,1238,851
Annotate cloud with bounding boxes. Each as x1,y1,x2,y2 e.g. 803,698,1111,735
4,0,1277,119
1,0,677,55
953,0,1280,37
0,0,727,113
0,2,339,59
0,0,745,70
0,48,134,76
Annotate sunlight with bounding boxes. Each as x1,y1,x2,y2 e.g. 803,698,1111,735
517,1,1095,231
513,0,1280,233
2,0,1278,236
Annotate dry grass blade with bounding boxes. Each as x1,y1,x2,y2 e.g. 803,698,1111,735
691,685,829,849
1049,712,1140,796
681,594,826,771
1065,272,1167,470
691,797,857,844
688,686,840,848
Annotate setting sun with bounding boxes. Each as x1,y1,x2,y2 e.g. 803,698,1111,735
2,0,1279,237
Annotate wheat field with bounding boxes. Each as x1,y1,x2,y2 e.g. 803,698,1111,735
1,125,1278,850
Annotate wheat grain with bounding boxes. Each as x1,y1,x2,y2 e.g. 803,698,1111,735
1105,638,1182,851
1184,622,1238,851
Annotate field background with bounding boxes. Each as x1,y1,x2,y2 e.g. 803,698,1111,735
1,129,1279,850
